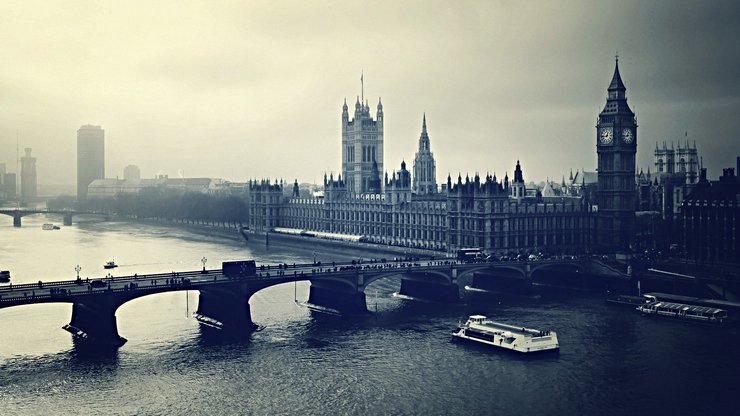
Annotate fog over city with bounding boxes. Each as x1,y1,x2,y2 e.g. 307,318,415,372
1,0,738,190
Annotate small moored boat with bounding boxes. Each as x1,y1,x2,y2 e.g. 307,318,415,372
42,223,60,230
452,315,559,353
104,260,118,269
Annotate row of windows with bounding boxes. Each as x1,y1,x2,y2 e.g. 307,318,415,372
450,232,587,250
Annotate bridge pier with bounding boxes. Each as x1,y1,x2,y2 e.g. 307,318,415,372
13,214,21,227
194,284,257,332
64,300,127,347
63,214,73,226
307,280,368,315
399,272,460,303
399,279,459,302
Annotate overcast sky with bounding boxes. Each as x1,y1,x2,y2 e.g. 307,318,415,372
1,0,738,189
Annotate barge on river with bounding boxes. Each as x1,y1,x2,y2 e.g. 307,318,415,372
637,301,729,325
452,315,559,353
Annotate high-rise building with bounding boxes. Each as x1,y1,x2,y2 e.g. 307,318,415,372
341,94,384,194
123,165,141,181
596,57,637,250
412,114,437,195
20,148,37,201
77,125,105,200
3,173,17,199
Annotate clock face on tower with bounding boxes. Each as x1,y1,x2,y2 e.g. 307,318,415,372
622,128,633,144
599,127,613,145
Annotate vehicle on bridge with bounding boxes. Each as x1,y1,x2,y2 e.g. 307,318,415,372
90,279,106,288
222,260,257,278
456,248,486,262
0,270,10,283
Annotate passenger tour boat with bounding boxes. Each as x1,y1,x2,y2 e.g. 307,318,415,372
452,315,559,353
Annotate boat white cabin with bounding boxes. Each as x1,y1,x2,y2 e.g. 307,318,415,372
452,315,559,353
637,301,728,324
42,223,60,230
104,260,118,269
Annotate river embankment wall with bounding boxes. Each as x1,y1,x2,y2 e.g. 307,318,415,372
117,216,444,260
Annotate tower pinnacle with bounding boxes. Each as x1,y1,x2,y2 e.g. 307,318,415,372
608,56,626,92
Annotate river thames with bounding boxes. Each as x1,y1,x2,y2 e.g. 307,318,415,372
1,215,738,415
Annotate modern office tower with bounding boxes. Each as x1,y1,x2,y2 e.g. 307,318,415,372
123,165,141,181
77,125,105,200
20,148,37,200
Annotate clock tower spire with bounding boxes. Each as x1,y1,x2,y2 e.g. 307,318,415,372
596,56,637,251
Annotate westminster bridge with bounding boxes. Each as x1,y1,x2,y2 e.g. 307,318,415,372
0,208,110,227
0,258,627,347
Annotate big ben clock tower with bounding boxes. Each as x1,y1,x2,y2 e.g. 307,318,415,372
596,56,637,251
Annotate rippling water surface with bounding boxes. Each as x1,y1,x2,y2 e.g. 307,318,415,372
1,215,738,415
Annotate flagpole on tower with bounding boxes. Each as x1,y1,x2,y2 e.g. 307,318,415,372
361,70,364,103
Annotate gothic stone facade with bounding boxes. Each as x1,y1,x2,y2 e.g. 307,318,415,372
246,64,638,255
250,160,593,255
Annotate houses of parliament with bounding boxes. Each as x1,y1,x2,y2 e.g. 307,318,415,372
245,59,734,257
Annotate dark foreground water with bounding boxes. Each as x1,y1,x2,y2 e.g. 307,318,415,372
1,215,739,415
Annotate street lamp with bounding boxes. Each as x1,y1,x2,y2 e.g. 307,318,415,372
75,265,81,280
201,256,208,273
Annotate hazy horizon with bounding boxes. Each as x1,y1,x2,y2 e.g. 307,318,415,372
1,0,739,190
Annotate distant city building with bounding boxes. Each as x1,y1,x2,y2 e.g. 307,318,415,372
596,57,637,251
20,148,37,201
77,124,105,200
87,176,235,198
123,165,141,181
682,162,739,263
0,163,8,200
412,114,437,195
2,173,17,199
342,94,384,194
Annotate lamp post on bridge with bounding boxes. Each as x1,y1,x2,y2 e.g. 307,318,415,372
75,265,81,281
201,257,207,274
